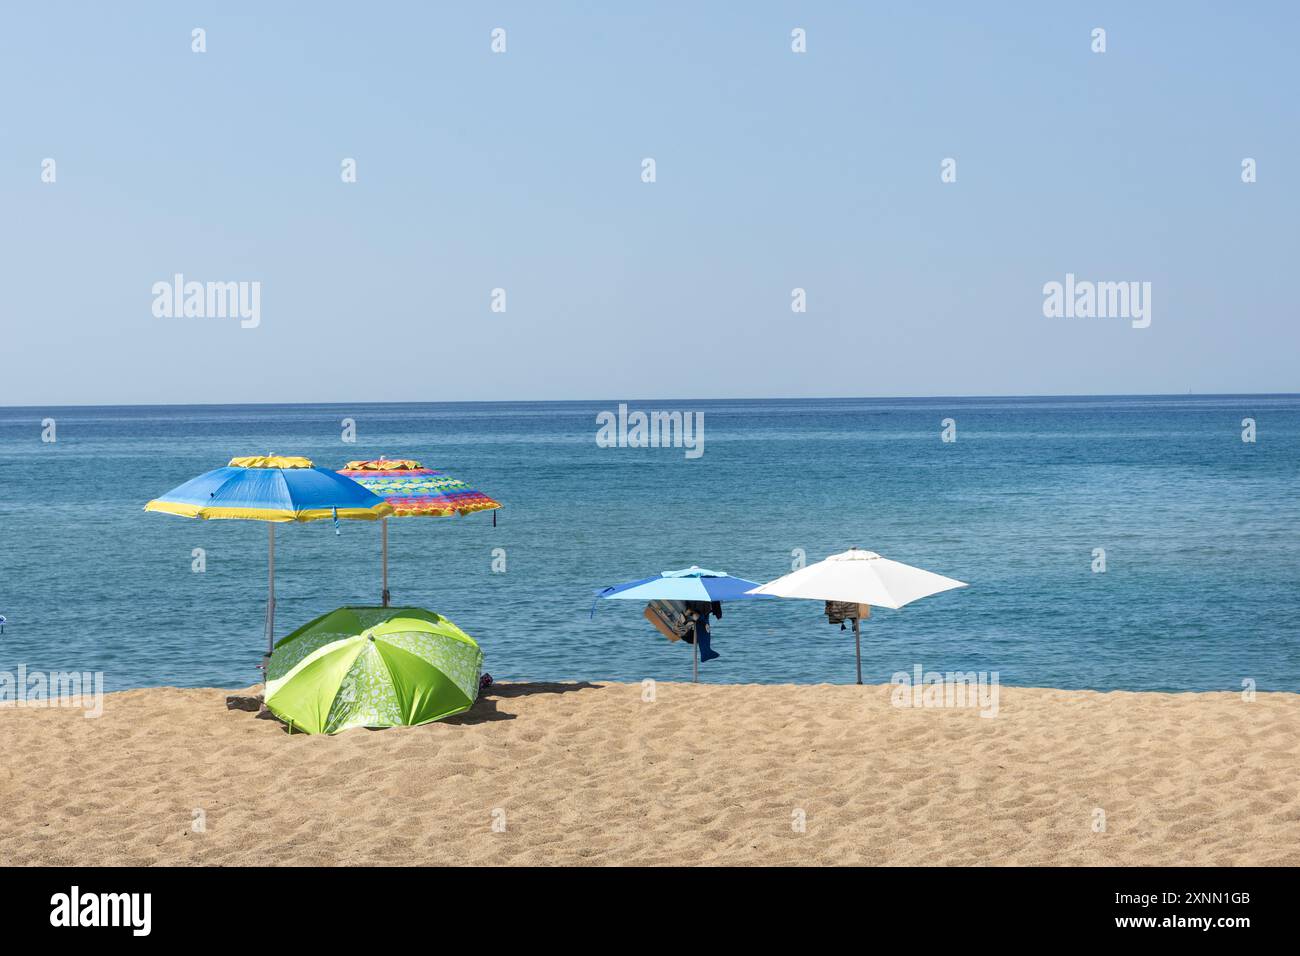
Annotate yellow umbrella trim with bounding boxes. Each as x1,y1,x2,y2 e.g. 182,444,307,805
228,455,314,469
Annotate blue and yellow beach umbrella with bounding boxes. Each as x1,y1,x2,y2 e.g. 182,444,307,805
145,456,393,654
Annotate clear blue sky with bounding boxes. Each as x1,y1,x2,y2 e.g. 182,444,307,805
2,2,1296,405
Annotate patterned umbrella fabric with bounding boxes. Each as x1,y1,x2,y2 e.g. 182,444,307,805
337,459,501,517
265,606,483,734
337,458,501,605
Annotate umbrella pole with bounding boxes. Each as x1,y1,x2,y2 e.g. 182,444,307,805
381,516,390,607
266,524,276,655
853,617,862,685
692,631,698,683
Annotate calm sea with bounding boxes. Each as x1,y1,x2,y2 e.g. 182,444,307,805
1,396,1297,692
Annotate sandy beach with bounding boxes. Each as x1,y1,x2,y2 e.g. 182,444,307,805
2,682,1297,866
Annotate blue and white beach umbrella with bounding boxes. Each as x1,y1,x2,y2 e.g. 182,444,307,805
596,566,769,604
594,567,772,681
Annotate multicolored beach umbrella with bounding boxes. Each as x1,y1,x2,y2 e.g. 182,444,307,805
145,456,394,654
595,567,772,681
337,458,501,606
264,606,483,734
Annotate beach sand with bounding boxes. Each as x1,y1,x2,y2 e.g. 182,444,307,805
2,682,1297,866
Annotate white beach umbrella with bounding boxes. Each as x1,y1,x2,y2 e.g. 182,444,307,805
749,547,967,684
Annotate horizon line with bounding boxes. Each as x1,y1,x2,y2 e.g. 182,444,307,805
2,390,1298,412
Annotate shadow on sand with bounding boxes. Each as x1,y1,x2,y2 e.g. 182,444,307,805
482,681,603,700
440,696,516,724
443,680,604,724
256,681,604,731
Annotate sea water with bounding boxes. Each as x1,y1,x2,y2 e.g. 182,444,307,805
1,396,1297,692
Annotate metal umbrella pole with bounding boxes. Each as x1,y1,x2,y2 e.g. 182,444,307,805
265,524,277,655
852,616,862,685
381,516,390,606
692,625,699,683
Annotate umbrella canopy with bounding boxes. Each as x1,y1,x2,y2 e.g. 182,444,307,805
337,458,501,606
597,566,769,603
337,458,500,517
264,606,482,734
749,548,968,684
145,455,394,654
596,566,772,682
146,455,392,521
748,548,967,609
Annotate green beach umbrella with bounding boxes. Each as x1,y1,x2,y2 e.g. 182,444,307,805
264,606,482,734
